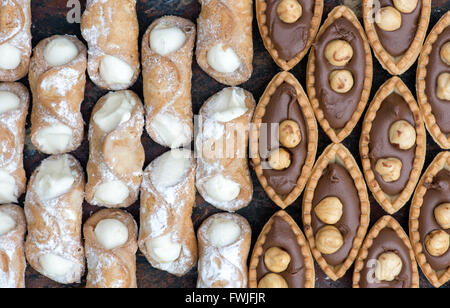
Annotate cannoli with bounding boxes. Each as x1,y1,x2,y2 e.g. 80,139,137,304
0,82,28,204
85,90,145,208
0,204,26,288
196,0,253,86
29,35,87,155
81,0,140,90
197,213,251,288
84,209,138,288
142,16,195,148
138,149,197,276
0,0,31,81
196,87,255,212
24,154,85,284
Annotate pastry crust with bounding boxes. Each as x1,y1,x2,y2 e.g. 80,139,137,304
302,143,370,281
360,77,426,214
363,0,431,75
409,151,450,288
0,82,28,204
197,212,251,288
250,71,318,208
81,0,140,90
138,150,197,276
0,0,31,81
24,154,85,284
353,215,420,288
306,5,373,144
416,11,450,149
85,90,145,208
0,204,26,288
248,210,315,288
142,16,195,148
196,0,253,86
29,35,87,154
255,0,323,71
84,209,138,288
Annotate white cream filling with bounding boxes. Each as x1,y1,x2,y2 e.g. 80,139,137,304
0,211,16,235
150,24,186,56
34,156,74,201
151,149,191,188
207,43,241,74
94,219,129,250
39,254,76,279
146,234,182,263
0,171,17,204
204,174,240,203
94,91,134,133
207,218,241,247
0,43,21,70
0,91,20,114
93,181,129,206
209,87,248,122
35,124,73,154
44,37,79,66
151,113,191,148
99,55,134,87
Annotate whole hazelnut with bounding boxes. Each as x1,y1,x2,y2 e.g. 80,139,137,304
440,41,450,65
264,247,291,273
393,0,418,14
314,197,344,225
375,6,402,32
268,148,291,170
375,252,403,282
315,225,344,255
258,273,289,288
279,120,301,148
434,203,450,229
324,40,354,66
389,120,416,150
375,158,402,183
329,70,354,94
436,72,450,101
277,0,303,24
425,230,449,257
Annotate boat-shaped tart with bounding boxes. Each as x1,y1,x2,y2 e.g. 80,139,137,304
302,143,370,280
363,0,431,75
256,0,323,71
353,215,419,288
250,71,318,209
249,210,315,288
416,11,450,149
410,151,450,288
360,77,426,214
306,5,373,143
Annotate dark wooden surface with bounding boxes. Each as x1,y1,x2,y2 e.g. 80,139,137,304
20,0,450,288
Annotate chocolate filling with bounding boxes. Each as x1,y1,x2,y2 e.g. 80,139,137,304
310,163,361,266
261,82,308,196
424,26,450,134
256,216,308,288
368,92,416,196
360,228,413,288
266,0,315,61
419,169,450,271
374,0,422,57
313,17,366,129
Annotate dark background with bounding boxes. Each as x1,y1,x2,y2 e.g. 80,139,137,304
21,0,450,288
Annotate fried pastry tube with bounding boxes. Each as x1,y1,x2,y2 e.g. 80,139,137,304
81,0,140,90
85,90,145,208
196,0,253,86
0,204,26,288
29,35,87,155
84,209,138,288
196,87,255,212
24,154,85,284
0,82,28,204
142,16,195,148
0,0,31,81
197,213,251,288
138,149,197,276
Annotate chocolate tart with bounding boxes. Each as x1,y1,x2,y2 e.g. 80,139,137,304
249,210,315,288
416,11,450,149
353,215,419,288
409,151,450,288
360,77,426,214
256,0,323,71
306,5,373,144
250,71,318,209
363,0,431,76
302,143,370,280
